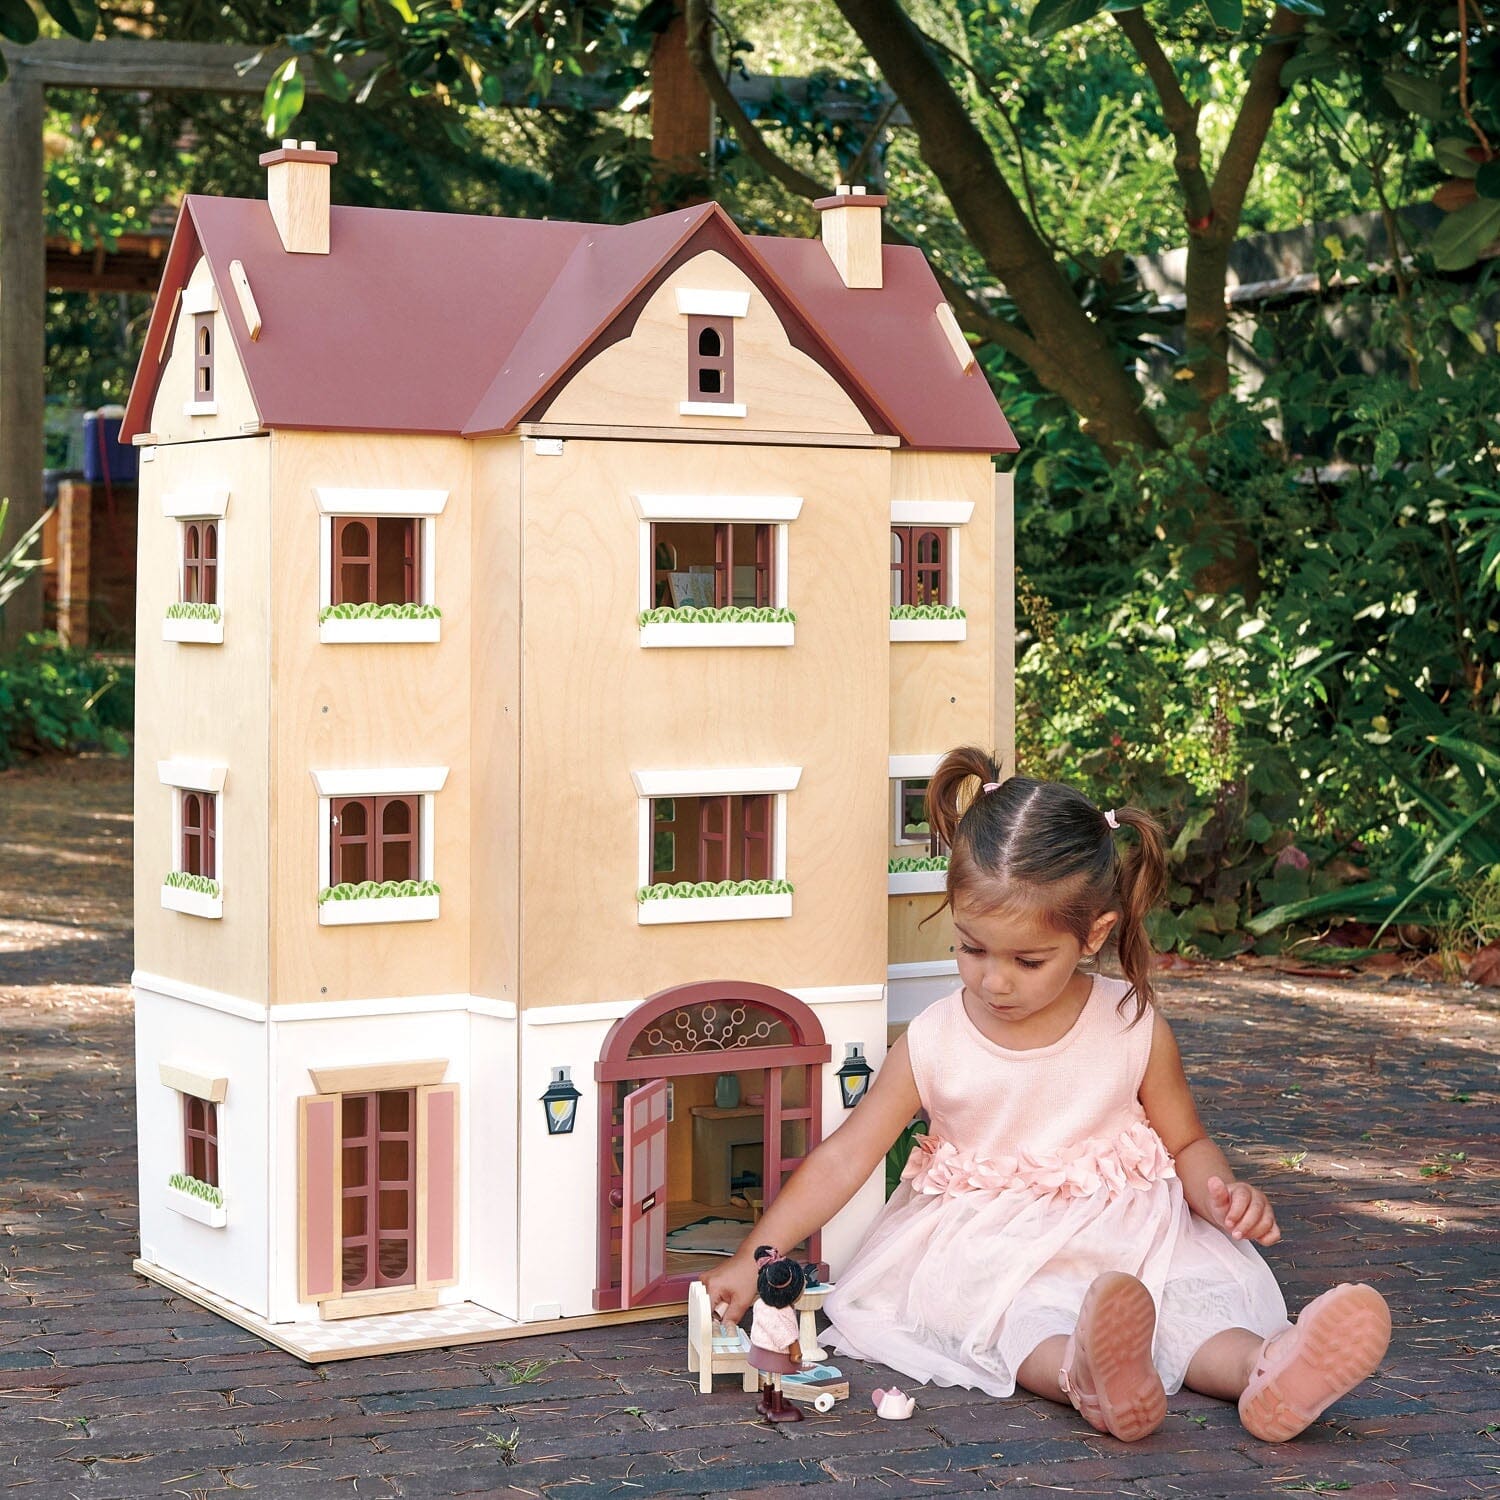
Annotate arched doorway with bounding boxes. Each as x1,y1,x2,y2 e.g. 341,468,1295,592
592,981,831,1311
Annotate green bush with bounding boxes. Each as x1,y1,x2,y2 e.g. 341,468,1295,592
638,605,795,626
165,602,222,622
164,871,221,898
0,633,132,768
318,879,441,903
637,878,794,901
319,602,442,622
1012,258,1500,955
889,856,950,873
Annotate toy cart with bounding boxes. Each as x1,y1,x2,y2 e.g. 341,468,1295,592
782,1362,849,1413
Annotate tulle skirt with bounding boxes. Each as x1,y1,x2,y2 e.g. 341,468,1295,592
825,1169,1289,1397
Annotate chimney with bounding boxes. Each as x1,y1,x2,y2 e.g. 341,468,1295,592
258,139,337,255
815,184,885,289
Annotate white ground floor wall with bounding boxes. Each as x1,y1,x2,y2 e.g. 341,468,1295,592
135,973,908,1332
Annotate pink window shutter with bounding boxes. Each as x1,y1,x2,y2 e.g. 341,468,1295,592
298,1095,341,1302
417,1083,460,1288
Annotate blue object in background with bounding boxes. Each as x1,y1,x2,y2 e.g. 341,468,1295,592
83,405,138,484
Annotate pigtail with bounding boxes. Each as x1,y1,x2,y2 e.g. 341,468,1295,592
925,746,1001,854
1110,806,1168,1019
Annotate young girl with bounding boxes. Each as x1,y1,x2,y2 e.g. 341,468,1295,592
704,748,1391,1443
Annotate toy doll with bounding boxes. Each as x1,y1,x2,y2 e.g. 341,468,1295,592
747,1245,806,1422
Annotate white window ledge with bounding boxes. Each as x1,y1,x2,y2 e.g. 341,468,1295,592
158,759,227,793
890,500,975,526
162,884,223,920
315,487,449,516
888,871,948,895
162,616,224,645
182,401,218,418
638,893,792,925
631,766,801,797
319,617,442,645
310,767,448,797
679,401,747,418
165,1183,227,1228
890,618,967,643
319,894,440,927
640,621,793,649
162,488,230,520
676,289,750,318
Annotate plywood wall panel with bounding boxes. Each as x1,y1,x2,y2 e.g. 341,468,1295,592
543,251,872,437
133,435,272,1001
266,432,474,1006
517,438,891,1008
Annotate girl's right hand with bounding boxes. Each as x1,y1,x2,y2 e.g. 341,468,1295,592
701,1252,759,1328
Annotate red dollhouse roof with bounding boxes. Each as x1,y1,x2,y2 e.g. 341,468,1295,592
121,195,1017,453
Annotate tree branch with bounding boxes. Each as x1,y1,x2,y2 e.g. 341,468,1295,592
1112,8,1214,233
1212,6,1308,227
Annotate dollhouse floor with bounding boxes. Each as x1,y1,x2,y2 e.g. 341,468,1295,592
663,1198,755,1279
133,1259,685,1364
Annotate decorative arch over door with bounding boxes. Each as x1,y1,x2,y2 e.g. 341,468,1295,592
593,981,832,1311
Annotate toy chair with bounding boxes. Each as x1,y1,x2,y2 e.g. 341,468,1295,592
687,1280,758,1394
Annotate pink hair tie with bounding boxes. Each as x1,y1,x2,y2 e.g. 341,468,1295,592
981,781,1001,794
1104,809,1120,829
755,1247,785,1265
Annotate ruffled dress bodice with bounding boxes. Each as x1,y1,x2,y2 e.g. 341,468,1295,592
823,978,1288,1396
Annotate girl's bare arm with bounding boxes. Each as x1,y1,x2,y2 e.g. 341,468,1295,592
701,1034,922,1325
1139,1012,1280,1246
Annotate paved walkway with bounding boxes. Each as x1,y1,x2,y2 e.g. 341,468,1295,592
1,757,1496,1498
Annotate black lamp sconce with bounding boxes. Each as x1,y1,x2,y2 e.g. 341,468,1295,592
541,1066,582,1135
836,1043,874,1108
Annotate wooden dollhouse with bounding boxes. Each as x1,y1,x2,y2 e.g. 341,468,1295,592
121,143,1017,1361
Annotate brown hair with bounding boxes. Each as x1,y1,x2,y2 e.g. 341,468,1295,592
926,747,1168,1020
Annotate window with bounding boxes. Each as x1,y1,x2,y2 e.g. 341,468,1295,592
332,516,420,607
891,525,949,607
180,790,218,880
650,521,773,609
650,794,773,885
193,313,214,401
687,315,734,403
340,1089,416,1292
894,778,947,857
183,1095,219,1186
330,795,419,886
181,520,218,605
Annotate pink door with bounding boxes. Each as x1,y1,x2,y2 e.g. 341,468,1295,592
619,1079,669,1308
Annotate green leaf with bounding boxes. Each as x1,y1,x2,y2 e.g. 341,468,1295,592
309,52,351,103
0,0,40,44
1431,197,1500,272
1204,0,1243,32
1435,138,1481,179
39,0,96,39
1029,0,1107,39
1475,161,1500,199
1381,69,1445,120
263,58,306,140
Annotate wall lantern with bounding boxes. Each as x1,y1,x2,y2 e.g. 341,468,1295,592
836,1043,874,1109
541,1067,582,1135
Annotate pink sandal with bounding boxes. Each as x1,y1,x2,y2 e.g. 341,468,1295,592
1239,1283,1391,1442
1058,1272,1167,1442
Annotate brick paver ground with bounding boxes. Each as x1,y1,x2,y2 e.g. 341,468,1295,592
1,756,1496,1498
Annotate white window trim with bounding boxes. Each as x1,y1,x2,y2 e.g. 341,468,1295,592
675,289,751,318
892,777,934,847
162,783,224,920
679,400,747,418
162,488,230,520
890,500,975,527
635,496,800,649
316,497,442,642
159,759,228,793
182,400,218,417
182,284,219,315
635,778,794,926
315,775,443,927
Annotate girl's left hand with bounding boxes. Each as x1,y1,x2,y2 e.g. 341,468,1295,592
1206,1175,1280,1245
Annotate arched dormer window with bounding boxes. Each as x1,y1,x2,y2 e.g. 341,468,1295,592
687,315,733,403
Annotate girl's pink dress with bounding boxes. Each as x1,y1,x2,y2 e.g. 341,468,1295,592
825,977,1289,1396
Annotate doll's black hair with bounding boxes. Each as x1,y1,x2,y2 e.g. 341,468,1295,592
754,1245,805,1309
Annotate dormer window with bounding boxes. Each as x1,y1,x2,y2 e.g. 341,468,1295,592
688,316,733,403
194,315,214,401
